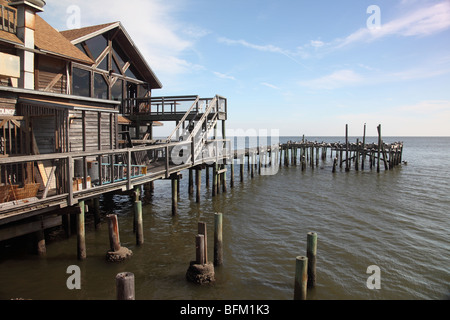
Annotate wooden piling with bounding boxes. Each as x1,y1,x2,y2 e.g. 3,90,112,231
240,156,244,182
212,164,218,196
377,124,381,173
205,166,210,188
93,197,101,229
171,175,178,215
106,214,132,262
345,124,350,172
306,232,317,288
198,222,208,263
116,272,135,300
196,234,205,265
77,200,86,260
362,123,366,170
214,213,223,266
134,200,144,245
230,160,235,188
294,256,308,300
196,167,201,203
107,214,121,252
35,216,46,256
188,168,194,195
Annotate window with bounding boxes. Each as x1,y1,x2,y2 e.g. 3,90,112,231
125,64,138,79
72,67,90,97
94,73,108,99
97,53,108,70
112,43,126,69
85,35,107,60
111,79,123,101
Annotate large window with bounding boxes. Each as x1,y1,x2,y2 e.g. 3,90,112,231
72,68,90,97
111,79,123,101
94,73,108,99
85,35,107,60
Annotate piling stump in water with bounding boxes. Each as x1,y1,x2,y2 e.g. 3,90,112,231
186,233,215,284
186,261,215,285
106,214,132,262
116,272,135,300
294,256,308,300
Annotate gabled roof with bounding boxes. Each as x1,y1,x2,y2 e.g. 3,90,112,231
34,15,94,65
59,22,119,43
60,22,163,89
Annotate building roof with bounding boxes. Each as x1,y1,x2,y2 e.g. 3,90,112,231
60,22,119,43
34,15,93,65
60,22,163,90
0,30,23,46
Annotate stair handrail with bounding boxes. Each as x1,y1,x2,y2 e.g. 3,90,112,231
165,95,200,142
187,95,218,142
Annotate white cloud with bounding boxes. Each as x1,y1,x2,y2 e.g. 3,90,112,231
217,37,311,68
335,1,450,48
213,72,236,81
310,40,325,48
261,82,279,90
299,70,363,90
42,0,205,76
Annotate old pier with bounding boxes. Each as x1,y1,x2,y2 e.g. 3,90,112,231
0,1,406,296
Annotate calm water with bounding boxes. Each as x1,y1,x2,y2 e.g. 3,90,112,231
0,137,449,300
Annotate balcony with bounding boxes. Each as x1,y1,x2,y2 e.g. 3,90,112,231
0,4,17,34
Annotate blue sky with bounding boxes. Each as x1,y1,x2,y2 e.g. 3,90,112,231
41,0,450,136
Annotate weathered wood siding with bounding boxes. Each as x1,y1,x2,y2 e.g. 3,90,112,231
36,55,67,94
68,110,117,152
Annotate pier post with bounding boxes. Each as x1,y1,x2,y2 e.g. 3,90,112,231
189,168,194,195
93,197,101,229
77,200,86,260
205,166,210,188
196,167,201,203
35,216,46,256
240,154,244,182
307,232,317,288
198,222,208,263
294,256,308,300
106,214,132,262
116,272,135,300
345,124,350,172
230,160,235,188
377,124,381,173
212,164,218,196
134,200,144,245
171,175,178,215
355,139,359,171
196,234,205,265
222,164,227,193
107,214,121,252
362,123,366,170
214,212,223,266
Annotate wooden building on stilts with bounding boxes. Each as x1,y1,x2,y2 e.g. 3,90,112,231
0,0,229,257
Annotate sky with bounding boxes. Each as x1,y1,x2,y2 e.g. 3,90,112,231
40,0,450,137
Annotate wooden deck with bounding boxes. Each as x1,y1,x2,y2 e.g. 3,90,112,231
0,138,231,225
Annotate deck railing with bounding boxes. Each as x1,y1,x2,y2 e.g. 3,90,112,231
121,95,227,118
0,4,17,34
0,138,231,216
